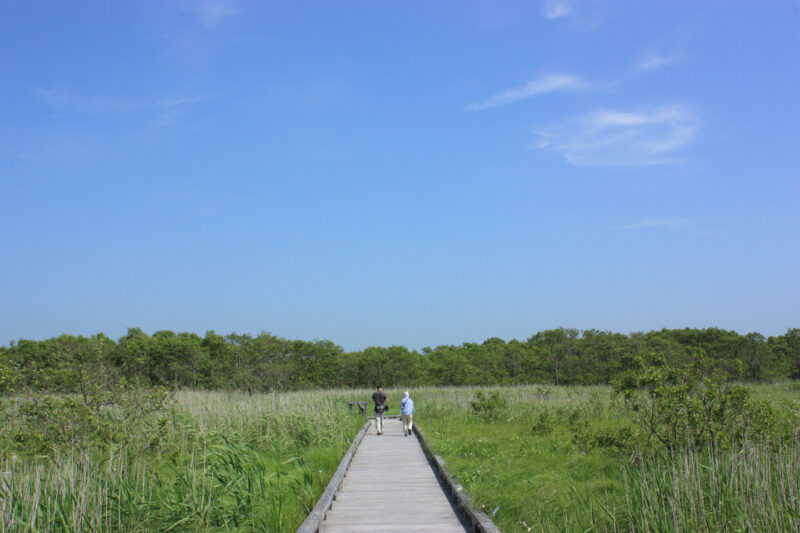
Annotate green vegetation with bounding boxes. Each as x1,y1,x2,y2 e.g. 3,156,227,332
1,327,798,531
2,327,798,393
1,389,367,532
2,381,798,532
413,376,800,532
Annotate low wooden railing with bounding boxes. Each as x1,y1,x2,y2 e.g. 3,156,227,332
295,420,370,533
415,426,503,533
296,405,502,533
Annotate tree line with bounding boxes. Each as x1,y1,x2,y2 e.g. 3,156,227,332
1,327,798,394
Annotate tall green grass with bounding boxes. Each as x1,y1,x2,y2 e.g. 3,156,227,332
3,384,797,532
408,383,800,532
1,389,368,532
623,442,800,532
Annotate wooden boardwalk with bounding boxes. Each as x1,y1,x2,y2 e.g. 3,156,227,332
318,418,468,533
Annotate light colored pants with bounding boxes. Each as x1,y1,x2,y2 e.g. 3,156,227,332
402,414,413,433
374,412,384,434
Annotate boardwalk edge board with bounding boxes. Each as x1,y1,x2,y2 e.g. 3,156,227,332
295,420,371,533
297,413,502,533
415,427,503,533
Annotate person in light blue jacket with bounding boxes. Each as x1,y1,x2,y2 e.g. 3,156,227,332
400,391,415,436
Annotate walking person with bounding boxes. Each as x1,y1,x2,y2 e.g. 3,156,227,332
400,391,415,436
372,384,388,435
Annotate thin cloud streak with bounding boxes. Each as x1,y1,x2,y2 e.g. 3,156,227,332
190,0,238,28
536,104,701,166
636,53,685,71
36,88,211,115
467,74,586,111
542,0,573,19
617,218,689,230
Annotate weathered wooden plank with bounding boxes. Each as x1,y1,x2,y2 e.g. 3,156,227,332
330,500,457,510
334,492,448,502
300,417,501,533
320,525,467,533
322,516,462,525
295,420,371,533
314,418,467,532
329,507,458,517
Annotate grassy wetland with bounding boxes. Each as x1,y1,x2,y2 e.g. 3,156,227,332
1,328,799,531
413,383,800,532
0,390,366,532
2,382,798,532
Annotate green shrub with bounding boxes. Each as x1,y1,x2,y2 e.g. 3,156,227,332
613,351,777,451
529,408,556,435
571,419,634,451
5,385,171,457
470,390,508,421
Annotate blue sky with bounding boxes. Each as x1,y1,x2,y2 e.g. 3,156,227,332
1,1,798,351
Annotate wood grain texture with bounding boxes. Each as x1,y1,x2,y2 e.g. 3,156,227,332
295,420,371,533
318,418,468,533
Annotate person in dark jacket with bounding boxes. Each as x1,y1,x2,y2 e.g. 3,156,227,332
372,385,388,435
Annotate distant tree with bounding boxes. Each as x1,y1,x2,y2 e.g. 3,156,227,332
739,332,769,381
527,328,579,385
114,327,152,382
361,348,382,388
202,330,234,388
288,339,342,389
0,345,17,392
771,328,800,380
789,328,800,380
3,326,797,393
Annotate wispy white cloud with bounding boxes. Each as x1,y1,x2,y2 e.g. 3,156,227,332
542,0,616,30
542,0,573,19
535,104,701,166
189,0,238,28
467,73,587,111
35,88,210,119
36,88,155,114
616,218,689,230
636,53,685,72
156,96,210,107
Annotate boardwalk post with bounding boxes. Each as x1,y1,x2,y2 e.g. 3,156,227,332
347,401,367,418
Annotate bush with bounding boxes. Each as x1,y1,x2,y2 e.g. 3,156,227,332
613,351,777,451
530,409,556,435
571,419,635,451
470,390,508,421
5,385,171,457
